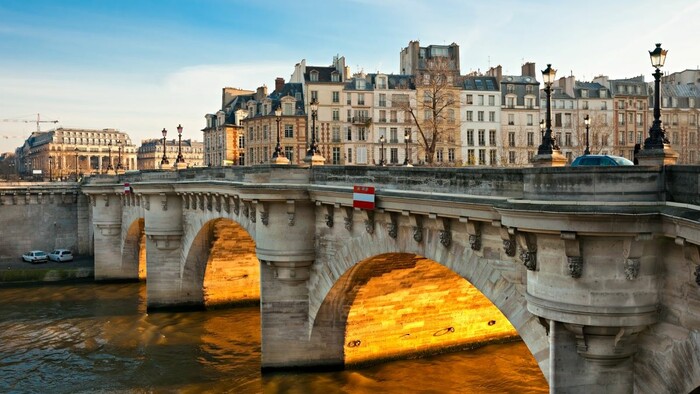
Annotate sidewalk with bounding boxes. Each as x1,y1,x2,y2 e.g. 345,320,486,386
0,255,94,284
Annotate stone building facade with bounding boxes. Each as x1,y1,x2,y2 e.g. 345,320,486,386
137,138,204,170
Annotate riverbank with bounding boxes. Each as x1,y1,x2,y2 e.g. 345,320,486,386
0,256,94,284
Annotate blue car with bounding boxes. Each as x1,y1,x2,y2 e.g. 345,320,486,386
570,155,634,167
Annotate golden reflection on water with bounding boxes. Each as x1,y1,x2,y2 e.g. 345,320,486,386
0,282,547,393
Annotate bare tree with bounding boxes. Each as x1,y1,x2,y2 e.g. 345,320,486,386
572,115,615,157
399,58,461,165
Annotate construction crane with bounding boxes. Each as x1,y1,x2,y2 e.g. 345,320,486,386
1,113,59,132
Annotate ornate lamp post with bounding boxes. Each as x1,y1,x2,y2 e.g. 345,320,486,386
74,148,80,178
176,124,185,163
116,139,123,170
379,135,386,166
584,115,591,155
304,99,325,165
403,132,412,167
644,43,668,150
272,107,290,164
107,141,113,172
538,64,557,155
48,156,52,182
160,128,169,167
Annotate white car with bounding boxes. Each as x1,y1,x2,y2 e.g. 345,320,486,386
48,249,74,262
22,250,48,263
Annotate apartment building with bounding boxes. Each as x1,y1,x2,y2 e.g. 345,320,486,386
290,56,349,164
203,87,255,166
599,76,649,160
137,138,204,170
488,64,541,166
657,82,700,163
370,73,415,165
461,76,501,166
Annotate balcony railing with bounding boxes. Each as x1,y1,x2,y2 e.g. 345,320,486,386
351,117,372,124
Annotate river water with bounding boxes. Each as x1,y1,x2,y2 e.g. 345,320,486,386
0,282,548,393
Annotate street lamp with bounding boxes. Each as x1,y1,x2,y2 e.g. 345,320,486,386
403,132,412,166
306,99,319,157
379,135,386,166
584,115,591,155
537,64,557,155
107,141,113,172
176,124,185,163
273,107,283,159
161,128,169,166
48,156,53,182
74,148,79,179
644,43,669,150
117,139,123,170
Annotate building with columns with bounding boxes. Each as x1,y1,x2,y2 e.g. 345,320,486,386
16,128,135,179
137,138,204,170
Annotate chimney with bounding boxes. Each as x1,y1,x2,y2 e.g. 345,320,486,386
521,62,536,78
275,77,285,93
256,85,268,100
486,65,502,82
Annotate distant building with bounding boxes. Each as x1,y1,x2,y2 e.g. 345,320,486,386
370,73,415,165
461,75,501,166
400,40,461,76
656,80,700,164
16,128,135,179
203,87,255,166
137,138,204,170
602,76,650,161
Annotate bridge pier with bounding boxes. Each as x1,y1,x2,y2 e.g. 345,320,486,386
90,192,132,280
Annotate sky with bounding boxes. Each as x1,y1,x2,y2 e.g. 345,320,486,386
1,0,699,153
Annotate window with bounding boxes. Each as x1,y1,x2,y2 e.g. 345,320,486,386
331,72,340,82
332,126,341,142
284,103,293,115
467,149,475,165
478,130,486,146
332,147,341,164
284,125,294,138
488,95,495,106
358,127,367,141
637,114,644,126
478,95,484,105
379,94,386,107
507,84,514,94
564,114,571,128
526,98,534,109
377,77,386,89
263,125,268,140
310,71,319,82
508,132,515,147
466,94,473,104
467,129,474,146
565,133,572,147
284,146,294,162
390,127,398,143
527,114,533,126
357,93,365,105
448,148,455,162
390,148,398,164
332,91,339,103
311,91,318,101
527,132,534,146
347,127,352,141
466,111,473,121
478,111,484,122
347,93,352,105
347,109,352,122
332,109,340,121
436,149,444,162
507,97,515,108
489,130,496,146
357,147,367,164
508,114,515,125
347,148,352,163
509,151,515,164
478,149,486,165
555,113,562,127
582,101,589,110
618,113,625,125
489,150,497,165
489,111,496,122
390,110,398,123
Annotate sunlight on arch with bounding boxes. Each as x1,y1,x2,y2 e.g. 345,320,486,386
200,219,259,307
123,218,146,280
333,253,520,366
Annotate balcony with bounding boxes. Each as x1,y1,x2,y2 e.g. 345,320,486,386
351,117,372,125
378,118,387,123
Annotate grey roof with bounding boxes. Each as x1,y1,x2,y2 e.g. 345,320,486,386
501,75,539,85
305,66,343,83
573,81,609,99
659,83,700,109
609,76,649,96
463,76,499,91
367,73,415,90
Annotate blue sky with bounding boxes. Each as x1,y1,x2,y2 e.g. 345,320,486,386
1,0,699,153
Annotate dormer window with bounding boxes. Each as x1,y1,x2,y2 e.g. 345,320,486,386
310,70,319,82
331,72,340,82
356,79,366,90
377,77,387,89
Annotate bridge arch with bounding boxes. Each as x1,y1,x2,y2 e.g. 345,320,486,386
308,218,550,375
122,218,145,280
181,218,259,308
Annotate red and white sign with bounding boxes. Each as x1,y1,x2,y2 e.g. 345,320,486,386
124,182,131,194
352,185,375,210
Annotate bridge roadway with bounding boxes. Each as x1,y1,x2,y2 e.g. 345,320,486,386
2,165,699,393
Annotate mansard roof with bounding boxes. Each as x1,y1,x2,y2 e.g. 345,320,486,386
462,76,499,91
304,66,342,83
367,73,415,90
573,81,609,99
501,75,539,85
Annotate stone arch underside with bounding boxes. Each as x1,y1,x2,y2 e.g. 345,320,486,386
122,218,145,280
181,217,259,308
308,220,550,377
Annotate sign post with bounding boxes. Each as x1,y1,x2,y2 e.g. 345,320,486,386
352,185,375,210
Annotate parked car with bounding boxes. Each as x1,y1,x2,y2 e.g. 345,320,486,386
22,250,48,263
48,249,74,262
571,155,634,167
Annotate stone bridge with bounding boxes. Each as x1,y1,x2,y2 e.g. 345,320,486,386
4,165,699,393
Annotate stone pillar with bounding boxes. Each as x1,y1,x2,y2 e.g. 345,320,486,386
143,192,185,310
255,199,335,369
526,233,657,393
91,192,125,280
